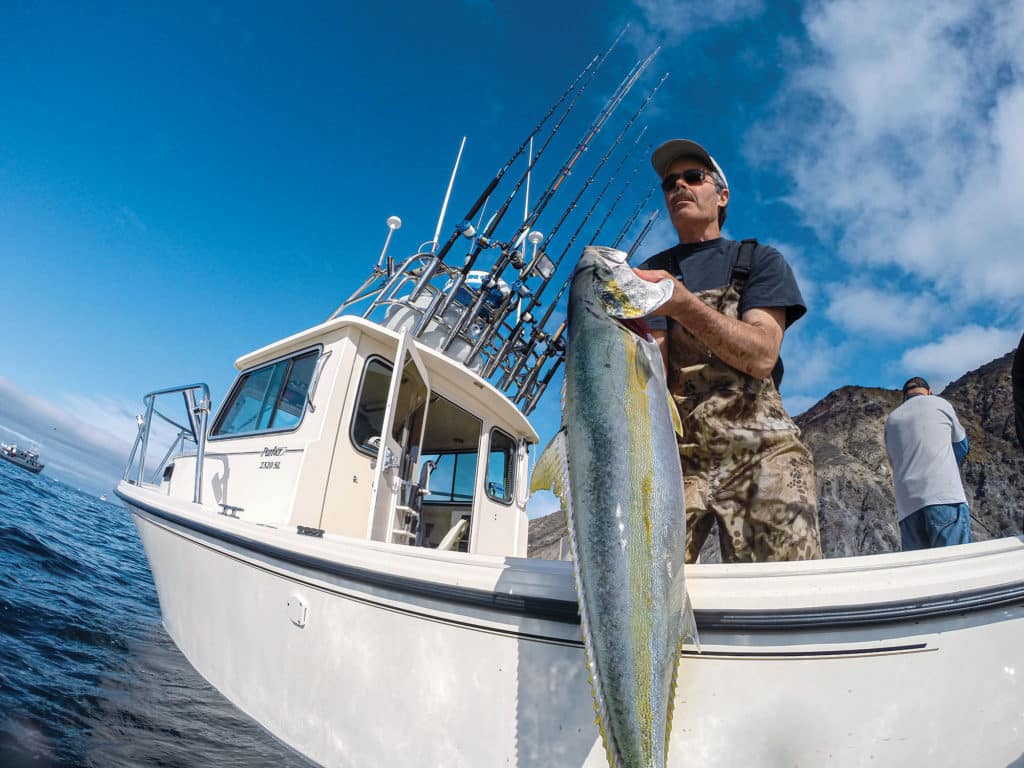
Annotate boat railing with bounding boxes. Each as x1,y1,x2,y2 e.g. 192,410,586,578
123,383,210,505
331,252,508,369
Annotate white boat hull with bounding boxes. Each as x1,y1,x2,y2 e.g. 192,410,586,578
122,485,1024,767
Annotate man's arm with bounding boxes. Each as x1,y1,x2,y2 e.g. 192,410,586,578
947,403,969,466
635,268,784,380
952,436,969,466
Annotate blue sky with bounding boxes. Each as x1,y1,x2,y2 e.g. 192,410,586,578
2,1,1022,500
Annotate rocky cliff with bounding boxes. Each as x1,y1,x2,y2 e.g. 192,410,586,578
528,350,1024,560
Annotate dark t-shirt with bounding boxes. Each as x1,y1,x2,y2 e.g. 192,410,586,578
637,237,807,331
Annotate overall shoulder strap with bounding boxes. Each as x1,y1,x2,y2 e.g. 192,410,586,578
729,238,784,389
730,238,759,290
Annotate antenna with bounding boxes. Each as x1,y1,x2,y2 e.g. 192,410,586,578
431,137,466,254
377,216,402,276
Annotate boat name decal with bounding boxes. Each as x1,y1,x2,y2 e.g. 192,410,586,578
259,445,286,469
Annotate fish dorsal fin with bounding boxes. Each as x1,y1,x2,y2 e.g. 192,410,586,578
530,429,568,497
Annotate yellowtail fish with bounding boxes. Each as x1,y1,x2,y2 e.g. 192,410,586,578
531,245,695,768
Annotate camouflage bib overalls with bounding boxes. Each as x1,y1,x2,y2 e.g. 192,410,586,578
667,282,823,563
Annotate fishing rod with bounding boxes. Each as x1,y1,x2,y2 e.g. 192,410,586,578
423,32,634,332
521,208,662,412
505,48,656,261
484,130,647,380
627,209,661,260
509,150,660,398
495,142,652,388
518,320,567,413
611,185,656,249
409,34,626,338
406,50,600,306
473,78,664,373
591,150,645,245
439,48,659,353
479,122,655,378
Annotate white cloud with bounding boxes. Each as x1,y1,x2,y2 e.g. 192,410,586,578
778,327,844,393
824,284,939,338
751,0,1024,308
632,0,764,40
0,376,182,493
899,325,1020,386
770,239,817,308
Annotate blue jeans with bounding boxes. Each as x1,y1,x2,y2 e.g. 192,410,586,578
899,503,971,551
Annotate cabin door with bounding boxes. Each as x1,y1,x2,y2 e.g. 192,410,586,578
367,330,431,544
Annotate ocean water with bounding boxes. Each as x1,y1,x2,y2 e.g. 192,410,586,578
0,460,313,767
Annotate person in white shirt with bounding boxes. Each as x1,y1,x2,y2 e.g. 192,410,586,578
884,377,970,550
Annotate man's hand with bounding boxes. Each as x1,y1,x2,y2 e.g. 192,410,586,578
632,267,786,381
633,268,693,318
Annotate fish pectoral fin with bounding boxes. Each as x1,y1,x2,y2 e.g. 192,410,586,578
530,429,569,498
640,342,684,438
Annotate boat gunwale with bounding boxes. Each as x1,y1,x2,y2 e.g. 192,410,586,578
116,482,1024,632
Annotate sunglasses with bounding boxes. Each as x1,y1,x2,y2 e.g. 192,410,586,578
660,168,713,192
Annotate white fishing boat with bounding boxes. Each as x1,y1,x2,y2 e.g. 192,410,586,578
115,44,1024,768
1,442,45,474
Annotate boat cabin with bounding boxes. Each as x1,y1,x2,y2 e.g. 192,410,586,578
151,316,536,558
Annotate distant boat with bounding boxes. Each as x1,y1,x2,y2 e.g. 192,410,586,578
99,494,108,502
1,443,44,474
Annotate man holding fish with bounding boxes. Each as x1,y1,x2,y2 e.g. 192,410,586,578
528,140,822,766
635,139,822,563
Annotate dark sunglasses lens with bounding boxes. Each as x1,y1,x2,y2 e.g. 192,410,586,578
660,169,707,192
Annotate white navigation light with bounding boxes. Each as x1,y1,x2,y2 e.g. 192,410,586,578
379,216,403,275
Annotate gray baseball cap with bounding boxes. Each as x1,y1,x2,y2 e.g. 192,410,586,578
650,139,728,190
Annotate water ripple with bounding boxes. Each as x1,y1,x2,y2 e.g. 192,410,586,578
0,462,313,766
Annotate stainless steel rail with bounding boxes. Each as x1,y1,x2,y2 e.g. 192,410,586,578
123,383,211,504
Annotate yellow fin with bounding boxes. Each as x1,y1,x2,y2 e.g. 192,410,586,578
530,429,568,497
667,386,683,438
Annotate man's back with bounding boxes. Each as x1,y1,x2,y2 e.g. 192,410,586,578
884,394,967,520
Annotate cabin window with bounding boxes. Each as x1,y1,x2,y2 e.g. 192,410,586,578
212,349,318,437
352,357,394,454
486,429,516,504
423,452,477,504
420,396,482,505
